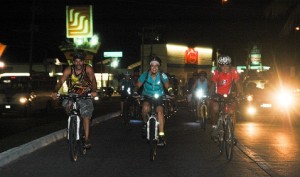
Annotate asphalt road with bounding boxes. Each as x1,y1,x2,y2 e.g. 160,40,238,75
0,97,120,153
0,106,271,177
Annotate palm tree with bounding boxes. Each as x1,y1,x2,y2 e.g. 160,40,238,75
265,0,300,36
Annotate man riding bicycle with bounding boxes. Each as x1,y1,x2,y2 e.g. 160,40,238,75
51,51,97,149
192,71,210,122
135,56,170,147
119,71,135,117
210,55,242,139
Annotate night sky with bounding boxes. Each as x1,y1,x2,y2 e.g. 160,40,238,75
1,0,289,68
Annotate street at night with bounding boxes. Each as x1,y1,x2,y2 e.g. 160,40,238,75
1,98,300,177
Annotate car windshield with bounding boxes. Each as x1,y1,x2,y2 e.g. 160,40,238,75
0,76,31,93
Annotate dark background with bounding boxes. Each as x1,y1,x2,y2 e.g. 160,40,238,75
0,0,291,68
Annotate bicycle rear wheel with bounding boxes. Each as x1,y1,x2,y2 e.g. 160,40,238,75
68,116,80,162
149,118,157,161
225,118,234,160
218,120,225,154
123,100,130,128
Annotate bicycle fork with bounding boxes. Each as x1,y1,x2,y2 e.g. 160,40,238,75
67,115,81,140
147,115,159,140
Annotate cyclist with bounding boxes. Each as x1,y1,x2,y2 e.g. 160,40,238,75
192,71,210,122
51,51,97,149
192,71,209,95
135,56,170,147
210,55,242,139
119,70,135,117
187,71,198,111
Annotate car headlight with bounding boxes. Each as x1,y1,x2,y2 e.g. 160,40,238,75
246,95,253,102
277,89,293,106
19,97,28,104
246,106,256,115
94,96,99,101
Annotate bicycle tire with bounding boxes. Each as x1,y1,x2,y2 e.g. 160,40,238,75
68,116,80,162
149,118,157,161
80,122,86,155
218,119,225,154
123,100,130,128
196,102,201,122
225,118,234,160
201,105,207,130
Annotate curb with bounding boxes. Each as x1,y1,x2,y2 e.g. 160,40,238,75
0,111,120,167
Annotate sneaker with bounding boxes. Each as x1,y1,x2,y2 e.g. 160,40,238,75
157,135,166,147
141,123,147,139
84,143,92,150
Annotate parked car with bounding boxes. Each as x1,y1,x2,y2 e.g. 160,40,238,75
0,73,57,117
98,87,114,100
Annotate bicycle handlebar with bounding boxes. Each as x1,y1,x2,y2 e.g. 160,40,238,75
58,93,93,101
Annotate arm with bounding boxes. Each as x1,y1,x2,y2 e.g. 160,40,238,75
234,79,243,96
86,65,98,97
51,66,71,99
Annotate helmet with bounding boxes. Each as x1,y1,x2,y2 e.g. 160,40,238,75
192,71,198,77
73,51,86,61
199,71,207,77
217,55,231,65
124,71,131,76
149,56,161,66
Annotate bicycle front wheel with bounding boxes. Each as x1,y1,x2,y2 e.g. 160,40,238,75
149,118,157,161
225,118,234,160
123,100,130,128
68,116,80,162
200,104,208,130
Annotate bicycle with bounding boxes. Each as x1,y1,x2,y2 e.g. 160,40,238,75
193,89,208,130
59,93,93,162
215,94,236,160
134,94,169,161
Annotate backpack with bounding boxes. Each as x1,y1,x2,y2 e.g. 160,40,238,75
137,70,168,95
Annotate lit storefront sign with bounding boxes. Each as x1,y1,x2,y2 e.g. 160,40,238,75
66,5,93,38
166,44,212,65
185,48,198,64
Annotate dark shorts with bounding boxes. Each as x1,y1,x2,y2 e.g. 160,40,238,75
143,96,164,108
62,99,94,118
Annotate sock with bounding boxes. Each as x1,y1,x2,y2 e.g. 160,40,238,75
159,132,165,136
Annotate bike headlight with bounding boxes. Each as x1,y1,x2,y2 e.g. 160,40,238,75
19,97,28,104
196,90,203,98
154,93,159,99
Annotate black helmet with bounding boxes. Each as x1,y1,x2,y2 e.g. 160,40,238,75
149,56,161,66
217,55,231,65
73,51,86,61
199,71,207,77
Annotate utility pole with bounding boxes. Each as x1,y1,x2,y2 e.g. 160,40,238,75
29,0,36,74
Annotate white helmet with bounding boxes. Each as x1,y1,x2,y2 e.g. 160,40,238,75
217,55,231,65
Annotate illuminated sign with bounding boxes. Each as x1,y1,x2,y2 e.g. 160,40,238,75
166,44,212,65
0,43,7,57
66,5,93,38
104,52,123,58
185,48,198,64
250,45,261,65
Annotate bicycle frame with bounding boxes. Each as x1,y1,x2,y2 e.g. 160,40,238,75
59,93,92,162
216,94,235,160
